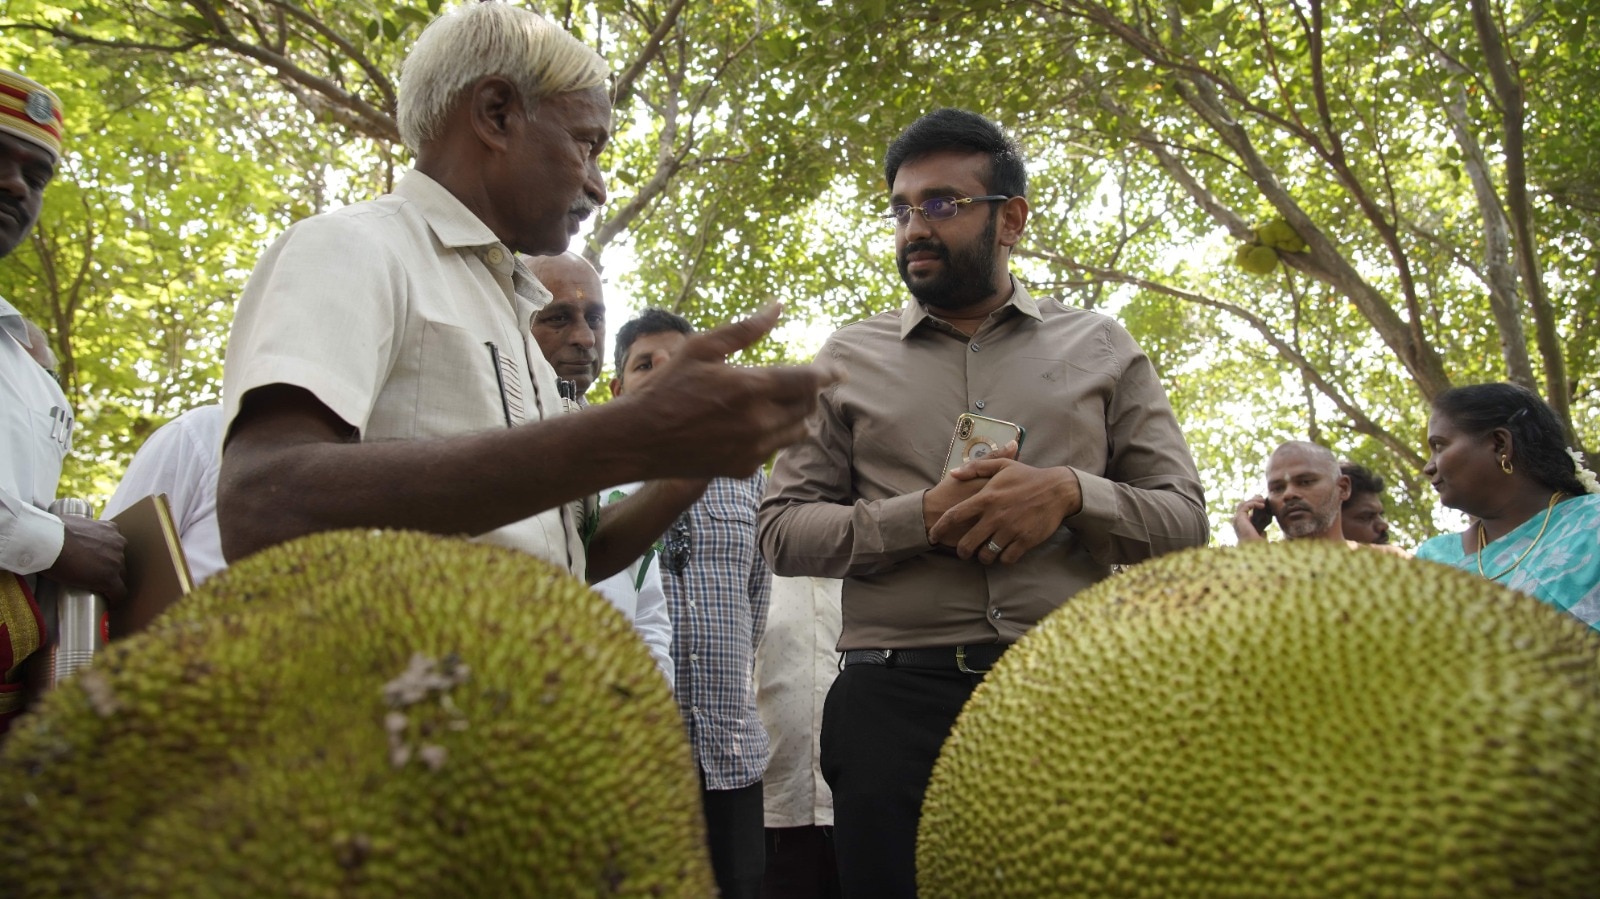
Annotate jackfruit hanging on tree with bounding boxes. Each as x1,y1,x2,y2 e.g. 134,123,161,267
918,541,1600,898
1232,218,1308,275
0,529,713,898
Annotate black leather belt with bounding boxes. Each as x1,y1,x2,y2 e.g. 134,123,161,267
842,644,1010,674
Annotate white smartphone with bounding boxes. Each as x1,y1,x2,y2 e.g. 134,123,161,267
942,413,1026,477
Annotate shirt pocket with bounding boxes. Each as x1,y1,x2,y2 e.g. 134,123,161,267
701,499,760,576
414,321,514,434
704,503,756,526
7,404,69,509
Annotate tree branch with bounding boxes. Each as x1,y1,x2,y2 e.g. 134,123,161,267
1026,248,1424,467
611,0,690,110
1469,0,1574,441
1439,81,1535,387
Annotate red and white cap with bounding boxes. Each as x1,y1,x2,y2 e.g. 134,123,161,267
0,69,64,162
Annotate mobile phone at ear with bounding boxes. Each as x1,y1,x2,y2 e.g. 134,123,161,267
1249,503,1274,534
942,413,1026,478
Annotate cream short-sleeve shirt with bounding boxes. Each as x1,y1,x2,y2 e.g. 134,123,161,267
222,172,584,575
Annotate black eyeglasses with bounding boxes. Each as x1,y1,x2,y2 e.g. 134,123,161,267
660,513,692,576
880,195,1010,228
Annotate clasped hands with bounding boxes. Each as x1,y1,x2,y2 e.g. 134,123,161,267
922,442,1081,565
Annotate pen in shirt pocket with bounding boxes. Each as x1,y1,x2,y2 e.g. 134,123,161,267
485,341,514,428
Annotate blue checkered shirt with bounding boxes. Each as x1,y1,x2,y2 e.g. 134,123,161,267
663,472,772,789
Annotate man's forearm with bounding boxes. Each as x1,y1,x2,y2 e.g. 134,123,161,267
220,310,833,564
757,491,930,579
1067,471,1211,564
219,391,677,562
585,479,707,583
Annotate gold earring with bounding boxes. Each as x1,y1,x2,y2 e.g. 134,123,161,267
1500,455,1514,475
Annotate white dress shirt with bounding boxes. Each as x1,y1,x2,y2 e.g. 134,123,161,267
591,481,675,688
0,296,72,577
102,404,226,585
222,171,583,575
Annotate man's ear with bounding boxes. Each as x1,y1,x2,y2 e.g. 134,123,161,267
1336,474,1351,503
469,76,523,153
997,196,1030,248
609,375,623,398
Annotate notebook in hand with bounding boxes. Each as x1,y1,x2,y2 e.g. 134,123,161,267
107,493,194,638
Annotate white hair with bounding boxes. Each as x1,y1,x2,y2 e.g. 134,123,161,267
397,2,609,154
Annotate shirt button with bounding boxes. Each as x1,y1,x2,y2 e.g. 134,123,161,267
690,652,699,661
486,247,505,264
990,608,1003,620
975,401,986,410
970,343,981,352
19,552,33,568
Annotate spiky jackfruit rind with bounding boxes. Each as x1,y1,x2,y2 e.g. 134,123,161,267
0,529,713,898
917,541,1600,898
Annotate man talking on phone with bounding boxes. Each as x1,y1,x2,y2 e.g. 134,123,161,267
1232,441,1351,544
758,108,1208,898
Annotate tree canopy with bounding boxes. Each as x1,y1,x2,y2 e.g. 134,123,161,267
2,0,1592,542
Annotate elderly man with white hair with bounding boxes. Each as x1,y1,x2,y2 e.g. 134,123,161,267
219,2,830,580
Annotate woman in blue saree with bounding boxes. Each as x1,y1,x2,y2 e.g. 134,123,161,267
1416,383,1600,630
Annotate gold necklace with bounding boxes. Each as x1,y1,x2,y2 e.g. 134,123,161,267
1475,491,1564,581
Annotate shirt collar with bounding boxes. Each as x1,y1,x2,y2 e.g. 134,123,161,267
897,275,1043,340
394,170,550,307
0,296,31,346
394,170,505,252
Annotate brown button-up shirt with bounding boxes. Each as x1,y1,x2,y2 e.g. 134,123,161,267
758,282,1208,650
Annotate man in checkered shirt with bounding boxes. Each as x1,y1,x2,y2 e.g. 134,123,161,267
612,308,772,899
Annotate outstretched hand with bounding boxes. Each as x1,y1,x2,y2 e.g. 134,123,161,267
628,304,839,479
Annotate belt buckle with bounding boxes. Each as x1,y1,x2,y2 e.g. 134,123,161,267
955,645,987,674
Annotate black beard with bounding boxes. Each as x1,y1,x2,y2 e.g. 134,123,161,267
897,209,1000,311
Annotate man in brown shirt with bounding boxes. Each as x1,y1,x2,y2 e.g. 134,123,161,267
758,108,1208,898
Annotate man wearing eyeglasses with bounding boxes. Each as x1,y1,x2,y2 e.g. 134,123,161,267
612,307,773,899
759,108,1208,897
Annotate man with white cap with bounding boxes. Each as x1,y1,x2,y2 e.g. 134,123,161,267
1,69,127,735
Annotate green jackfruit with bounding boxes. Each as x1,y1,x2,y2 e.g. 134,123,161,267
1234,242,1280,275
1255,218,1307,253
918,541,1600,898
1,529,713,898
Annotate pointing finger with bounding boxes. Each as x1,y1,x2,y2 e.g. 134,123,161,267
683,303,783,362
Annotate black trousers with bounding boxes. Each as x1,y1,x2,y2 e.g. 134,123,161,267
819,664,985,899
761,825,841,899
703,778,765,899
